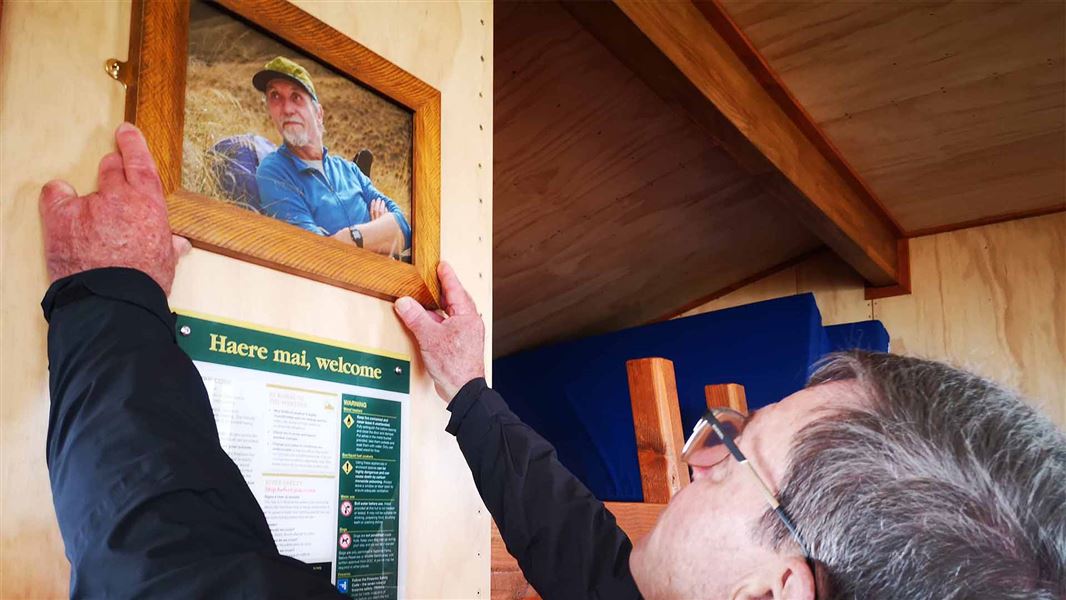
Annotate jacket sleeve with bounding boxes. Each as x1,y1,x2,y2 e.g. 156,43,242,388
351,164,411,251
42,268,341,599
445,378,641,600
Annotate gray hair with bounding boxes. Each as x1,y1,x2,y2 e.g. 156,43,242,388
759,351,1066,599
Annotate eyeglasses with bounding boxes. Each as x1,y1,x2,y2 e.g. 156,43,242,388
680,407,811,558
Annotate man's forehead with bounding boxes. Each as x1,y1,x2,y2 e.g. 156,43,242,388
744,382,861,448
265,79,308,95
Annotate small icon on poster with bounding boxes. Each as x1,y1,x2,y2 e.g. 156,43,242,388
337,578,350,594
340,500,354,517
339,532,352,550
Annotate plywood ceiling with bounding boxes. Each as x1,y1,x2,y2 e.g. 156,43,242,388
719,0,1066,234
494,1,821,357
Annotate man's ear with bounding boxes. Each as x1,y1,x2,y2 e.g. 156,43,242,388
732,556,815,600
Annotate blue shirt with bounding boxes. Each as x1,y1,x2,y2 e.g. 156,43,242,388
256,145,411,250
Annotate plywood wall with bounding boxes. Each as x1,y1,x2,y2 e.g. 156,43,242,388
492,1,821,357
0,2,493,598
681,213,1066,427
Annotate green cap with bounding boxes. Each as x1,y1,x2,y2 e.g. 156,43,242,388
252,56,318,102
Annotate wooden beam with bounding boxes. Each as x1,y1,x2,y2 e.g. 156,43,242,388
562,0,905,287
705,383,748,414
691,1,904,235
626,358,689,503
865,238,912,300
905,205,1066,239
491,502,666,600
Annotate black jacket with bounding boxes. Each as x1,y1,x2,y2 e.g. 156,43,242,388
43,268,640,599
446,379,641,599
43,268,342,599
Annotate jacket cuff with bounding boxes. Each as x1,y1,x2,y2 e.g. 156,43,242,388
41,268,175,338
446,377,501,436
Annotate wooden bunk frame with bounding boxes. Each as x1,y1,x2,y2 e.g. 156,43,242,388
490,358,749,599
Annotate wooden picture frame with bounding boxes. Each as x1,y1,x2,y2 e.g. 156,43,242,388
118,0,441,306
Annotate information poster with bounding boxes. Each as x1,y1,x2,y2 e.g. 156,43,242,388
175,311,409,599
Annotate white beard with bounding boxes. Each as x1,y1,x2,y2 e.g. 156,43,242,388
282,125,312,148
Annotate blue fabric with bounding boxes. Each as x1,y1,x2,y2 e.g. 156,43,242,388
211,134,277,212
495,294,842,502
256,145,411,249
825,320,890,353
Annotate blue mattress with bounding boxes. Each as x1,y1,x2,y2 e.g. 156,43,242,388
492,293,889,501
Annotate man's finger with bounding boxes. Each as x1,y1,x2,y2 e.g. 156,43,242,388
114,122,161,192
97,152,125,191
438,261,477,316
39,179,78,218
394,296,440,338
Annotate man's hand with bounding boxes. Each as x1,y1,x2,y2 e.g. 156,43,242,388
370,198,387,221
39,122,190,295
393,262,485,402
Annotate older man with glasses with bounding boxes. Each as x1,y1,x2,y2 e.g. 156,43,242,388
39,124,1065,599
394,270,1066,599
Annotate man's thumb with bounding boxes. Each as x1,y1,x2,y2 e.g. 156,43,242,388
394,297,430,334
39,179,77,216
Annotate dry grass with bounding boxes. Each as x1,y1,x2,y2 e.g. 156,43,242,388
182,2,413,216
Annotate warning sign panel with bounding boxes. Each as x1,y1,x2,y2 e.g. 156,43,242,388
336,394,401,600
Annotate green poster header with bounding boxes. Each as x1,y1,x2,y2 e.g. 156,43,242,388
175,312,410,395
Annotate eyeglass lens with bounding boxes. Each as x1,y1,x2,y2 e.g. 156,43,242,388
681,409,747,469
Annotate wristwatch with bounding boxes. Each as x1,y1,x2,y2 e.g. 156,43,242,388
349,226,364,248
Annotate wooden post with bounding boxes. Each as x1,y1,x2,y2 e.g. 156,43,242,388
626,357,689,503
705,383,748,414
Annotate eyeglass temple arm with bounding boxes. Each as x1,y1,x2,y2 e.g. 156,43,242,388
725,435,807,552
739,460,780,510
708,416,809,554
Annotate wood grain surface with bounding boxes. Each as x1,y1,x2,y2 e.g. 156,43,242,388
0,1,492,598
719,0,1066,233
167,190,437,304
705,383,748,414
129,0,442,305
627,358,689,503
493,0,820,357
873,213,1065,426
608,0,903,286
681,213,1065,427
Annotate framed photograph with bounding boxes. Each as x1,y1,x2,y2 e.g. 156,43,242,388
118,0,441,305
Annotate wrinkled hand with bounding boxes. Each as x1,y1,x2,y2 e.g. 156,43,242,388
370,198,387,221
39,122,190,295
393,262,485,403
